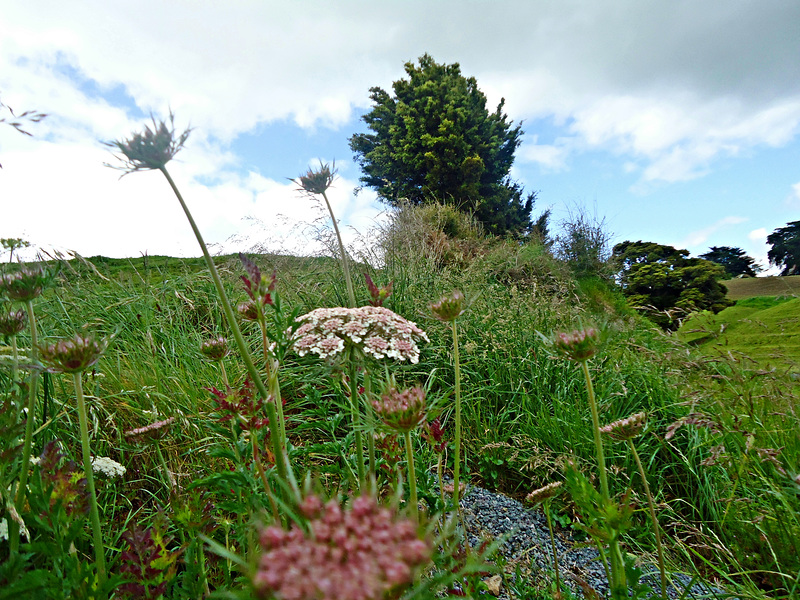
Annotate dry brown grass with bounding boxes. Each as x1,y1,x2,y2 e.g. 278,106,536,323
721,275,800,300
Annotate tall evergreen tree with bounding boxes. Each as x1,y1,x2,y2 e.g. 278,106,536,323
350,54,537,237
767,221,800,275
699,246,760,277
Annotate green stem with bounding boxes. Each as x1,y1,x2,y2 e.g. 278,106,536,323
74,372,107,583
320,190,355,308
11,299,40,554
628,439,667,600
404,429,418,521
155,444,174,492
544,501,562,596
219,359,229,388
10,334,19,385
452,320,462,512
159,166,289,485
580,360,609,498
347,358,365,486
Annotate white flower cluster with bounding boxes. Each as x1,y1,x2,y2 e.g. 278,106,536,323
0,515,29,542
292,306,429,363
91,456,126,479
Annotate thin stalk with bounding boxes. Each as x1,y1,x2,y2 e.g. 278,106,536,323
347,359,365,485
452,320,462,511
544,501,562,596
11,299,40,553
628,439,667,600
74,372,107,583
155,444,175,491
363,370,376,484
10,334,19,385
580,359,626,598
403,429,419,521
320,190,355,308
219,360,229,388
159,166,289,484
251,430,280,522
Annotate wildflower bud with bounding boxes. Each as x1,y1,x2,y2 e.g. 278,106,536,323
238,301,259,321
430,290,465,322
239,254,275,307
553,327,599,362
364,273,393,307
373,387,427,433
422,417,447,453
0,266,48,302
294,162,336,195
0,308,26,336
200,336,229,361
39,333,107,374
600,412,647,442
525,481,563,505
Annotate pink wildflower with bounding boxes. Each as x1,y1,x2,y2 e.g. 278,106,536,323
291,306,428,363
253,494,431,600
553,327,599,362
372,387,427,433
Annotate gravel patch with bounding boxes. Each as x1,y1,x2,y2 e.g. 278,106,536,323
456,483,729,599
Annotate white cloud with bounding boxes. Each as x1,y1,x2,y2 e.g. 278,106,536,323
678,216,748,248
789,182,800,208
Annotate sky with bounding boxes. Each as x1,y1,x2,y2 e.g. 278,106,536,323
1,1,799,273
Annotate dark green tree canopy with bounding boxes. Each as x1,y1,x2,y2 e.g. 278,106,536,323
699,246,761,278
767,221,800,276
612,240,733,329
350,54,536,237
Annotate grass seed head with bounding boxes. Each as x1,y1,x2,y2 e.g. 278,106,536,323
600,412,647,442
525,481,563,505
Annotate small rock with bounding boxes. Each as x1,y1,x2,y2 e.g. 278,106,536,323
485,574,503,596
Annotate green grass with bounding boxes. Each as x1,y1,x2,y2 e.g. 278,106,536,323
2,213,799,599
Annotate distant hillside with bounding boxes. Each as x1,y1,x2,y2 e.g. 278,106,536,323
679,277,800,371
721,274,800,300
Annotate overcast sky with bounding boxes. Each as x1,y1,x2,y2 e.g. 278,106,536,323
1,1,799,272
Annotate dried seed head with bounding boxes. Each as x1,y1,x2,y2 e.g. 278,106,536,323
600,412,647,442
430,290,466,322
553,327,599,362
373,386,427,433
124,417,176,440
525,481,563,505
200,336,229,361
39,333,107,374
0,265,49,302
293,161,336,195
0,308,26,336
105,112,190,173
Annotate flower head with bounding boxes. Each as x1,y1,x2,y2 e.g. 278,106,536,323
207,379,274,432
600,412,647,442
293,161,336,196
0,308,26,336
39,333,107,373
237,300,259,321
553,327,599,362
364,273,393,307
253,494,430,600
373,386,427,433
200,336,229,361
291,306,428,363
91,456,126,479
0,265,49,302
422,417,447,453
105,112,190,173
525,481,563,505
430,290,466,322
124,417,176,440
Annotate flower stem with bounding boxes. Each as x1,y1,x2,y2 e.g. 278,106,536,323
404,430,418,521
321,190,355,308
628,439,667,600
452,320,462,512
74,372,107,583
158,166,290,485
347,359,365,485
544,500,562,596
11,299,40,553
580,360,609,498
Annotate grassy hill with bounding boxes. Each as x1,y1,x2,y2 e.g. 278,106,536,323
679,277,800,370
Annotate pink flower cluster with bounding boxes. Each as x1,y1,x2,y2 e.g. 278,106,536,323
253,494,431,600
372,387,427,433
291,306,429,363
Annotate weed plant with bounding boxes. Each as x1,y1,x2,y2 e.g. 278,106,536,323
0,115,798,599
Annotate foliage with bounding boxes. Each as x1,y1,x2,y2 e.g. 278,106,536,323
554,208,613,280
699,246,761,277
767,220,800,276
350,54,539,237
612,240,734,329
